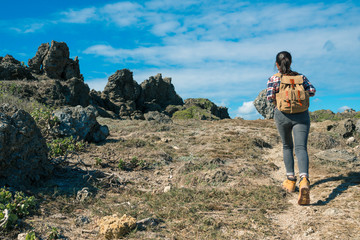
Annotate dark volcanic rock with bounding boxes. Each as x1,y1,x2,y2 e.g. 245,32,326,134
102,69,141,117
140,73,183,111
103,69,141,103
254,89,274,119
0,77,90,108
0,55,35,80
52,105,109,143
28,43,50,74
28,40,81,80
0,104,52,187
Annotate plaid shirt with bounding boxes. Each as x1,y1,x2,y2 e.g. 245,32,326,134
266,73,316,103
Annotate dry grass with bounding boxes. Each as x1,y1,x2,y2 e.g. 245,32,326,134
2,114,359,239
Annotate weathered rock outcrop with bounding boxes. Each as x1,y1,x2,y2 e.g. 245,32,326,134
28,40,81,80
102,69,141,117
0,78,90,108
327,119,356,138
254,89,274,119
314,149,358,164
171,98,230,120
52,105,109,143
0,104,52,187
27,43,49,74
0,55,34,80
2,42,230,121
139,73,183,112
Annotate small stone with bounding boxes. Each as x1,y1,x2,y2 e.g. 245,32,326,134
75,215,91,226
164,186,171,193
17,233,27,240
136,217,160,230
346,137,356,145
304,227,315,236
323,208,341,216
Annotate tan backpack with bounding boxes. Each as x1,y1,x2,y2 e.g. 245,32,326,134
274,73,309,114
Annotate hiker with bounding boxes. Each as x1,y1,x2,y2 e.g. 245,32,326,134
266,51,316,205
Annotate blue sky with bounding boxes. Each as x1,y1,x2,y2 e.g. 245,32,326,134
1,0,360,119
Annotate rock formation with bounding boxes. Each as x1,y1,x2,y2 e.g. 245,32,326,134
1,41,230,121
253,89,274,119
0,104,52,187
102,69,141,117
139,73,183,112
52,105,109,143
171,98,230,120
28,40,81,80
327,119,356,139
0,55,34,80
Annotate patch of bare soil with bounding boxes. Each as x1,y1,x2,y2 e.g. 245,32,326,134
3,118,359,239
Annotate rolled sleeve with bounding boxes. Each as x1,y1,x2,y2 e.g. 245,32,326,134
266,76,280,103
302,76,316,97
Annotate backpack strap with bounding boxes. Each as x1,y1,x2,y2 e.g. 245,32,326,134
273,73,282,78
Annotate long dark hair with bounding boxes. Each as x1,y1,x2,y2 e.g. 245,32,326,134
276,51,298,76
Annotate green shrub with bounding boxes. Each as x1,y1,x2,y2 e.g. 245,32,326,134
118,159,126,170
25,231,38,240
0,188,36,230
95,157,103,166
31,106,59,137
48,227,59,240
47,136,86,158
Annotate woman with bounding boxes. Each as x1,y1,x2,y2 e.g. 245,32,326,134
266,51,316,205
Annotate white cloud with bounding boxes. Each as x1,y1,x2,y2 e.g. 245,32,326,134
235,101,262,120
60,7,97,23
151,21,180,36
145,0,198,10
99,2,143,27
10,23,45,34
337,106,351,113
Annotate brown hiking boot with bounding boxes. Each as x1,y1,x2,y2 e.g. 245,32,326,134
282,177,296,193
298,177,310,205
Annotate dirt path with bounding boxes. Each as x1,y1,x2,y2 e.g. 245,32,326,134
265,144,360,239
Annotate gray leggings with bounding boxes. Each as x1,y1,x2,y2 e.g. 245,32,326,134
274,109,310,177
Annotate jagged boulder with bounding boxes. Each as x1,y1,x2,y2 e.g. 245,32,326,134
102,69,141,117
0,55,34,80
28,43,49,74
89,90,119,119
52,105,109,143
172,98,230,120
0,104,52,187
28,40,81,80
327,119,356,138
140,73,183,111
254,89,274,119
